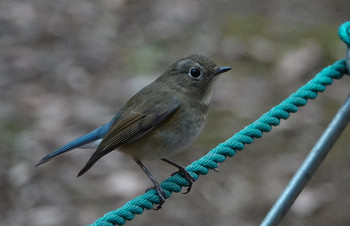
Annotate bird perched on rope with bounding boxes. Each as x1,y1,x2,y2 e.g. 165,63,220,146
36,54,231,209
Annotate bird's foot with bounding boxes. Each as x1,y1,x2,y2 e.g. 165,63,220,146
145,182,166,210
171,167,195,194
161,158,195,194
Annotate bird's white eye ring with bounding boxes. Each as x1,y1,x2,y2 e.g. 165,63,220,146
189,68,201,78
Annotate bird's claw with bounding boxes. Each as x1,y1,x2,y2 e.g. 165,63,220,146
171,168,195,194
145,183,166,210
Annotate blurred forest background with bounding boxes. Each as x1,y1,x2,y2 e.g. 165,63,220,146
1,0,350,225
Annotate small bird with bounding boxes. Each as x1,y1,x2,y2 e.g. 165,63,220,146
36,54,231,209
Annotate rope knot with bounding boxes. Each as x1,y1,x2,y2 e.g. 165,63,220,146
338,22,350,74
338,22,350,46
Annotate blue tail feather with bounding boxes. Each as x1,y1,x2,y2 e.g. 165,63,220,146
36,123,111,166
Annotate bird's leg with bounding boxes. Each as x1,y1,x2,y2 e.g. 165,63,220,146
135,160,166,210
161,158,195,194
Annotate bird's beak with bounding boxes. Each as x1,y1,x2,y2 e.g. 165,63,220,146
214,66,231,76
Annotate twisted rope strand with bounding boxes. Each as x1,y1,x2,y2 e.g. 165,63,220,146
90,22,350,226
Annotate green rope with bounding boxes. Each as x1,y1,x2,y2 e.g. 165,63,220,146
90,22,350,226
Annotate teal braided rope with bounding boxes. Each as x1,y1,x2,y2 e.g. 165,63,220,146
90,23,350,226
339,21,350,74
339,21,350,46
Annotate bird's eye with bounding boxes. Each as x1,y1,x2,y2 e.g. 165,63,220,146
189,68,201,78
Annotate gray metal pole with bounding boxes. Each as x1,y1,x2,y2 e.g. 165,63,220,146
261,93,350,226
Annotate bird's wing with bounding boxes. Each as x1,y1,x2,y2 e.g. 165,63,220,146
77,96,181,176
